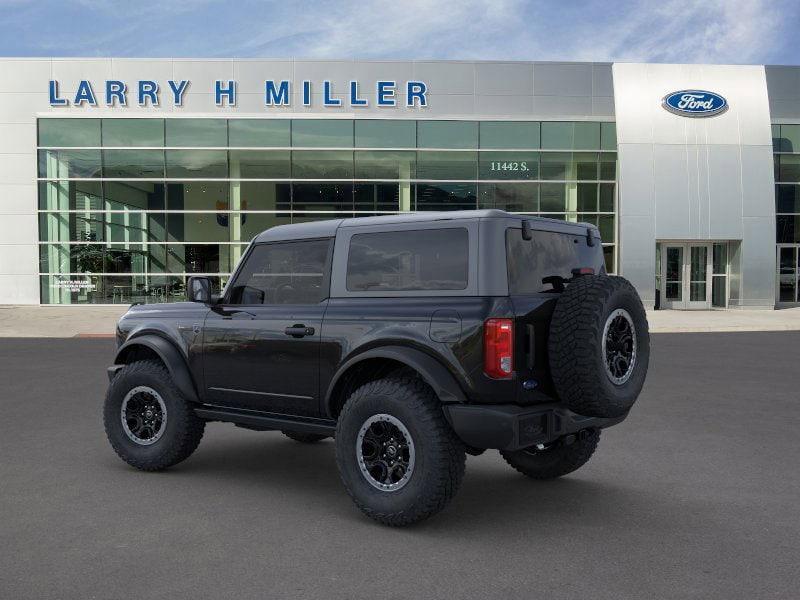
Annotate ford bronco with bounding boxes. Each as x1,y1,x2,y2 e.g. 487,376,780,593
103,210,649,526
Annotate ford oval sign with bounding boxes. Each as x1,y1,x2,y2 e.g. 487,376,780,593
662,90,728,117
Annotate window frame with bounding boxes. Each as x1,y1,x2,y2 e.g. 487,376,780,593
330,221,479,298
222,237,334,306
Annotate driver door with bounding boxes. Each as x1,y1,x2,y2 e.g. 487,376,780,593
202,238,332,417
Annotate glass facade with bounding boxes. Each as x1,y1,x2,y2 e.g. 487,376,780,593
773,124,800,304
37,118,618,304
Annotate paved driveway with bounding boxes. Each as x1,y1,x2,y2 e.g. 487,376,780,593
1,333,798,599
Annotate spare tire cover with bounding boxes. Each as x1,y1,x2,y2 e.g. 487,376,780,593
548,275,649,418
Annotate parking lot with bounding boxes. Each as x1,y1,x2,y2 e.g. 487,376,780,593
1,332,798,599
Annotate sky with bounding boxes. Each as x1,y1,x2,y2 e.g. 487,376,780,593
0,0,798,65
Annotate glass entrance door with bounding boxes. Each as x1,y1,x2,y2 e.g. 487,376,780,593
687,245,710,309
662,245,685,309
659,243,712,309
777,245,799,304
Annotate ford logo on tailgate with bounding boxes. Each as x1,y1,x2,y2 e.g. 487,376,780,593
662,90,728,117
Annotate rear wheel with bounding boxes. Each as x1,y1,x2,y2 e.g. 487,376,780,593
281,431,329,444
500,429,600,480
103,360,205,471
335,374,466,526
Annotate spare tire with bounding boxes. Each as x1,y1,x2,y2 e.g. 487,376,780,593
548,275,649,418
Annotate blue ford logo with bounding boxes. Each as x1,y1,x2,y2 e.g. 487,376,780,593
662,90,728,117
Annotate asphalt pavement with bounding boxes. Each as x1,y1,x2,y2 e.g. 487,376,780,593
1,333,798,599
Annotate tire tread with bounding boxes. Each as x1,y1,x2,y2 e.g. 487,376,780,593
500,430,600,479
336,372,466,526
548,275,648,417
103,359,205,471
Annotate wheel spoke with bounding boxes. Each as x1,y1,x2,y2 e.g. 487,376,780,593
121,386,167,445
356,414,416,491
602,310,637,385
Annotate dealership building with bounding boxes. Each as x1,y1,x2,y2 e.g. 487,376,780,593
0,58,798,309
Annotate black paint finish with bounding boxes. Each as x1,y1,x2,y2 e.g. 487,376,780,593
110,211,607,436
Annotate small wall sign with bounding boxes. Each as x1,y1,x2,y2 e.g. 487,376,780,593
662,90,728,117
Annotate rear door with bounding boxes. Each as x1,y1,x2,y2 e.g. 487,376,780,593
505,226,605,397
202,238,333,417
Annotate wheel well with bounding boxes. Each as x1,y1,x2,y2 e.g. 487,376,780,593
116,344,163,366
328,358,418,419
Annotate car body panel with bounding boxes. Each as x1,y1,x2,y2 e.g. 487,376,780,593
109,211,606,442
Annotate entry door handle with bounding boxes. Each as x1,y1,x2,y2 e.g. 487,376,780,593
284,324,315,338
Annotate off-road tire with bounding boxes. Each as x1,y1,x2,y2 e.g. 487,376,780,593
282,431,329,443
548,275,649,418
500,429,600,479
103,359,205,471
335,374,466,526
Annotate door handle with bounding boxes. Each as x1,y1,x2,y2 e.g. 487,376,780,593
284,324,315,338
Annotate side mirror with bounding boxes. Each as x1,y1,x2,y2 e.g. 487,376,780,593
186,276,212,304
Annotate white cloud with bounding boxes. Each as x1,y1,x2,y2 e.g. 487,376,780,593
0,0,795,64
573,0,785,64
228,0,794,64
231,0,525,59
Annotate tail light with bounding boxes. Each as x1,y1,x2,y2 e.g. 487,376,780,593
484,318,514,379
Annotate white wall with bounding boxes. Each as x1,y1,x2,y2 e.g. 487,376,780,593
613,63,776,308
0,59,51,303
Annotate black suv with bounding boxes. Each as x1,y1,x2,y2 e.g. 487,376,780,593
104,210,649,526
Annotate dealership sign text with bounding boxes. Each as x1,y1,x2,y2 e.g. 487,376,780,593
48,79,428,108
662,90,728,117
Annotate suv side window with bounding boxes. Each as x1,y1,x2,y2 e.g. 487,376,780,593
228,239,332,305
346,228,468,292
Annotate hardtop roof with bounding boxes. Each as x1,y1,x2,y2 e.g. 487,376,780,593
252,210,596,243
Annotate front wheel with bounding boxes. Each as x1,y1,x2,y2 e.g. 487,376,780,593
335,374,466,526
103,359,205,471
500,429,600,480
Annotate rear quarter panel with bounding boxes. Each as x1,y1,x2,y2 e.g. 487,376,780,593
319,296,519,406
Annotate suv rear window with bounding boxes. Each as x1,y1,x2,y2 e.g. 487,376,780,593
346,228,468,291
506,228,604,294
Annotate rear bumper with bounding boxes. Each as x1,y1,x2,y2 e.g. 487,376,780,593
443,403,626,451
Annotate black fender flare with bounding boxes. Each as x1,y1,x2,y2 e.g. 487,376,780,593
113,334,199,403
324,345,467,417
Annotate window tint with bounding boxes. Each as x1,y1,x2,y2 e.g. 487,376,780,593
229,150,290,178
355,120,416,148
103,150,165,178
506,228,604,294
480,121,540,149
291,120,353,147
229,119,290,147
346,228,468,292
600,122,617,151
229,239,331,305
103,119,164,147
292,150,353,178
417,121,478,149
39,119,100,147
354,151,415,179
165,150,228,178
541,122,601,150
165,119,227,147
38,149,102,178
